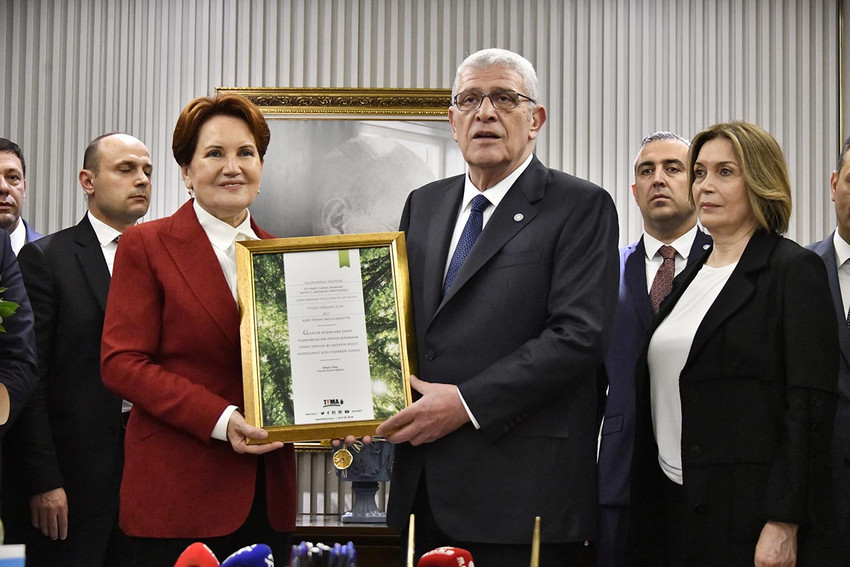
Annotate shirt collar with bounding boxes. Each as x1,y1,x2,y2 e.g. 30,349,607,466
193,200,257,251
643,224,701,261
460,153,534,211
833,229,850,268
87,211,123,247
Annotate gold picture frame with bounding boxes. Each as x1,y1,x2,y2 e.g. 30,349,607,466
214,87,465,240
217,87,452,118
237,232,415,443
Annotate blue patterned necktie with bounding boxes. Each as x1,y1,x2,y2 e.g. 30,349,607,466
443,194,491,294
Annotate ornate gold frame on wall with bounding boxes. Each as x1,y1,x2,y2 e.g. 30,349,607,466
217,87,452,118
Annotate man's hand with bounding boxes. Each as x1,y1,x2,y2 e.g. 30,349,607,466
30,487,68,540
375,375,470,445
227,411,284,454
754,521,798,567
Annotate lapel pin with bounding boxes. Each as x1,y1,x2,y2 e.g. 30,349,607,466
703,244,711,250
513,213,524,222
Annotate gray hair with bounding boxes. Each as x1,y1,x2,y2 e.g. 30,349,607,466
634,131,690,172
452,48,540,105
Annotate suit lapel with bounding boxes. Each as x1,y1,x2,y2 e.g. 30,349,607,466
438,158,545,310
624,239,653,329
682,231,775,371
423,178,464,319
73,215,111,313
814,234,850,368
159,202,241,346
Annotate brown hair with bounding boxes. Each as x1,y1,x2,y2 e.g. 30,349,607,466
688,121,792,234
172,93,270,166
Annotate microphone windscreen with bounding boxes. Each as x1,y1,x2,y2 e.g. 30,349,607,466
173,542,220,567
417,546,475,567
220,543,274,566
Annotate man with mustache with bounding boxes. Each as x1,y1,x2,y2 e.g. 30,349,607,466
376,48,619,566
596,132,711,567
0,138,43,254
1,133,152,566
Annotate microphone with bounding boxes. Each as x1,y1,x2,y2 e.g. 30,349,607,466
173,542,220,567
220,543,274,566
417,547,475,567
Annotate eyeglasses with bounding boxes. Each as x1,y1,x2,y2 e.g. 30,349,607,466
453,89,536,112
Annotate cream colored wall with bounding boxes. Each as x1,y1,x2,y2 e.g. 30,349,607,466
1,0,844,246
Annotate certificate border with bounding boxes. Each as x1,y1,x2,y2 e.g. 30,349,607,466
237,231,415,443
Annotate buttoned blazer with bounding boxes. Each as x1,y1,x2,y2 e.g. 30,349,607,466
100,201,296,538
388,156,620,544
629,230,839,565
0,231,36,441
1,215,122,564
598,230,712,509
808,233,850,551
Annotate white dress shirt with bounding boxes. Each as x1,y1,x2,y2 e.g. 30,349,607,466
8,219,27,255
193,201,259,440
833,230,850,318
642,225,704,293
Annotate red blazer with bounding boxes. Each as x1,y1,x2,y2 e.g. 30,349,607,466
101,201,295,538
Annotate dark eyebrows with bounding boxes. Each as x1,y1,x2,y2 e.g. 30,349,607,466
635,158,685,172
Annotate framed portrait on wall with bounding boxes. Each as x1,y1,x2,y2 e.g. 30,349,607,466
216,87,466,238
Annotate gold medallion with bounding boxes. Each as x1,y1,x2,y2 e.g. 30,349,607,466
332,447,353,470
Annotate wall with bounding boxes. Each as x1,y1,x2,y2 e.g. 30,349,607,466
1,0,844,245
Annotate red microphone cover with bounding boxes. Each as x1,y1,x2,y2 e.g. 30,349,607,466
417,546,475,567
173,542,220,567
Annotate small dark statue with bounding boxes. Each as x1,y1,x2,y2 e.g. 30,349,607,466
332,439,393,524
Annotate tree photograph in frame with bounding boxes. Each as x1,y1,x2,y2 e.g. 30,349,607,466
237,232,415,443
216,88,466,238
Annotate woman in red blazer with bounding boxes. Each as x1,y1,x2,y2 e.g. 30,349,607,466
101,94,295,565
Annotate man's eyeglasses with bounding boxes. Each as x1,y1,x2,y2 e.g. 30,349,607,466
453,89,536,112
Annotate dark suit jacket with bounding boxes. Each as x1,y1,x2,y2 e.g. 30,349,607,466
0,231,37,440
598,230,711,510
1,215,124,566
629,230,839,565
1,215,123,565
388,156,620,544
808,233,850,553
100,200,296,538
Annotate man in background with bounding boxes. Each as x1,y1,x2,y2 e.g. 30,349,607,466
0,138,43,254
0,230,37,451
808,135,850,557
596,131,711,567
1,133,152,566
376,48,619,566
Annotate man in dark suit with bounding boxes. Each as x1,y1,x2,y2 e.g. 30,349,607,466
0,138,43,254
376,48,619,566
808,134,850,556
596,132,711,567
1,133,152,566
0,231,37,439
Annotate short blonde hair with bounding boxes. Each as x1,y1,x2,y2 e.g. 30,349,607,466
689,121,792,234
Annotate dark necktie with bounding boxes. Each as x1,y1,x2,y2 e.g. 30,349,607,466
649,245,677,315
443,194,490,294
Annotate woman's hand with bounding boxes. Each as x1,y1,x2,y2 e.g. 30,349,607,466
226,411,284,454
754,521,798,567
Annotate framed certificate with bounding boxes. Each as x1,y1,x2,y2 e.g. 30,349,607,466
237,232,415,443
